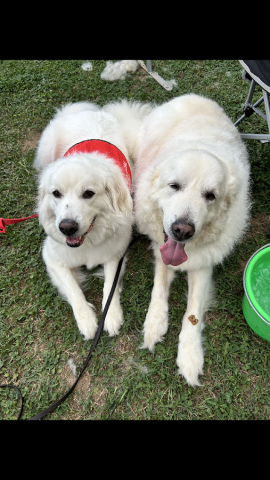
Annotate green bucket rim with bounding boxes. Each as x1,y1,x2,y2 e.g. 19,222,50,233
243,243,270,326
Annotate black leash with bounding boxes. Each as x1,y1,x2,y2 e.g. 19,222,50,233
0,234,141,420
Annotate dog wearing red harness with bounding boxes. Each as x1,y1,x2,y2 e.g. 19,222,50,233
34,100,151,340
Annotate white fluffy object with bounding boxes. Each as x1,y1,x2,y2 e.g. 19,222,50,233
126,357,148,374
166,78,178,88
68,358,77,377
81,62,93,71
101,60,139,81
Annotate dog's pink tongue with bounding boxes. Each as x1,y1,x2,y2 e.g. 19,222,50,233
160,237,188,266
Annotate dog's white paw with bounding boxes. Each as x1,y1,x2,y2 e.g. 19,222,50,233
73,302,98,340
176,339,204,387
141,304,169,351
104,304,123,336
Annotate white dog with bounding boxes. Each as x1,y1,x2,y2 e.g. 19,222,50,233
134,93,250,386
34,100,151,340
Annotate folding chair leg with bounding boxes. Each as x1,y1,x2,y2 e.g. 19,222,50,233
138,60,173,91
234,80,256,127
245,79,256,105
234,78,270,142
146,60,152,73
263,89,270,135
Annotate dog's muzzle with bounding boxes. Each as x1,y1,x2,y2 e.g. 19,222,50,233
171,219,195,242
60,216,97,248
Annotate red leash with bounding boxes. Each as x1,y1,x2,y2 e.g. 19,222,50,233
0,214,38,233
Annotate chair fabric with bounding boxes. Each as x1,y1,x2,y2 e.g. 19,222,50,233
240,60,270,93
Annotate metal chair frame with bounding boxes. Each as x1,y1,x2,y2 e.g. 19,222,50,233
234,74,270,143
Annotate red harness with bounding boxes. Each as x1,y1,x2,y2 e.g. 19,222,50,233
1,139,131,233
64,139,132,191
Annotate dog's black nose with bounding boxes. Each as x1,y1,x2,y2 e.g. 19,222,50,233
59,219,79,236
172,219,195,241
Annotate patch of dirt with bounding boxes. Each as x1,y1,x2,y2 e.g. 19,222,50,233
32,340,48,362
249,213,270,237
136,63,151,79
137,71,149,81
231,213,270,274
239,259,248,272
114,334,136,355
205,311,222,326
21,132,41,153
56,357,109,418
91,381,108,411
0,375,8,386
60,361,90,393
53,361,90,419
177,72,185,79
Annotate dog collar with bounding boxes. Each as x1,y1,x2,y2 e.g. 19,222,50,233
84,216,96,235
63,139,132,191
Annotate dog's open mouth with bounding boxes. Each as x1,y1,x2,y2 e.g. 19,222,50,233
66,217,96,248
159,228,188,266
66,234,85,248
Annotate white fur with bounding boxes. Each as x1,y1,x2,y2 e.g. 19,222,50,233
34,100,149,340
134,93,250,387
81,62,93,71
68,358,77,377
100,60,139,81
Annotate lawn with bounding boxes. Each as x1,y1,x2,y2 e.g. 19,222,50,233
1,59,270,420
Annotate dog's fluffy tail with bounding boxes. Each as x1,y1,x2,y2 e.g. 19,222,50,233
103,100,154,162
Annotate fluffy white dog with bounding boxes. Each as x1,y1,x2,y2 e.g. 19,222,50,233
34,100,151,340
134,93,250,386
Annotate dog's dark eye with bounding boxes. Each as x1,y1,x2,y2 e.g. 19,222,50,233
169,183,180,191
82,190,95,199
53,190,62,198
205,192,216,201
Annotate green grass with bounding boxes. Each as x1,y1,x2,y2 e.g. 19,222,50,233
1,60,270,420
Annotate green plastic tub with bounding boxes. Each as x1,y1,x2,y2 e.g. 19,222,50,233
243,243,270,341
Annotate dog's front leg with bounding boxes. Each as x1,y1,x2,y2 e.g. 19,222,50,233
45,260,98,340
141,253,175,351
176,266,213,387
102,257,126,336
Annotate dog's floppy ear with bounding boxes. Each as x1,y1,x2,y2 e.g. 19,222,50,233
35,171,50,227
36,170,47,204
225,162,242,206
105,179,132,214
38,182,46,202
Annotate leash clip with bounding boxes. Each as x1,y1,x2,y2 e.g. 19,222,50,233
0,218,6,233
